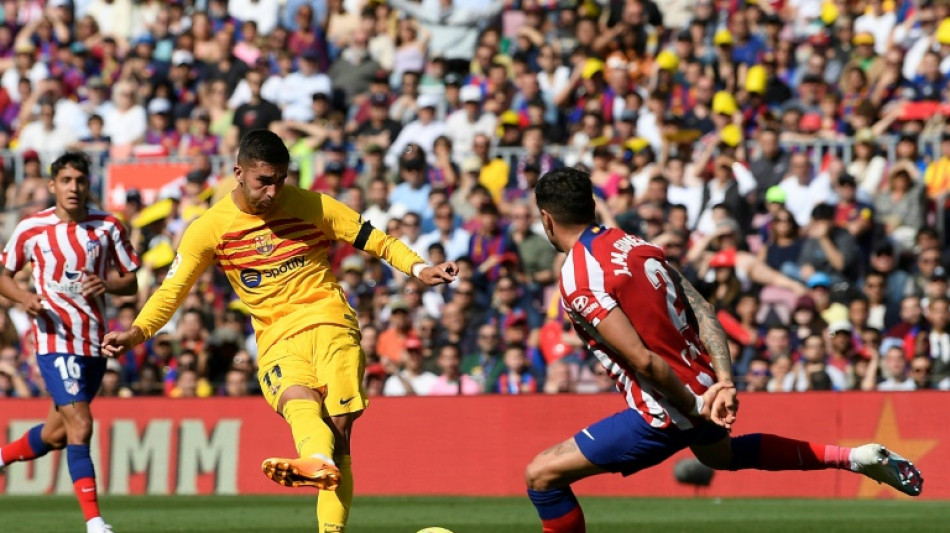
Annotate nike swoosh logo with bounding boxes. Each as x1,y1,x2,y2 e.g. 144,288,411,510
81,487,96,493
582,428,595,440
340,396,356,406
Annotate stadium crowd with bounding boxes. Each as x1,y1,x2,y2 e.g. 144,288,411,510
1,0,950,400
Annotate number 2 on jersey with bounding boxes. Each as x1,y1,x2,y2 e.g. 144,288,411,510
53,355,82,380
644,258,688,332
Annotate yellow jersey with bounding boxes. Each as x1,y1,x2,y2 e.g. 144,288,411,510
132,186,424,356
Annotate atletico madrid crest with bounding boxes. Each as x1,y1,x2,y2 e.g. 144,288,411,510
64,379,80,396
254,234,275,256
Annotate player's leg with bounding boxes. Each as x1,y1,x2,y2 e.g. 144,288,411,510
54,354,111,533
317,413,361,533
313,326,369,533
525,409,692,533
525,437,603,533
0,404,65,470
690,431,924,496
260,385,342,490
259,331,341,490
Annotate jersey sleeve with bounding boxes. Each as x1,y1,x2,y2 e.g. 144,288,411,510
560,246,617,327
318,193,425,275
2,222,32,273
131,217,215,339
109,219,141,274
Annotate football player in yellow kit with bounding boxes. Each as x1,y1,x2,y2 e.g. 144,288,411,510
103,130,457,532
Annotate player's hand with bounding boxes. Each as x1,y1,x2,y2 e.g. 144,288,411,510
417,262,458,286
20,293,45,317
81,272,107,298
698,381,736,429
102,328,144,358
709,381,739,430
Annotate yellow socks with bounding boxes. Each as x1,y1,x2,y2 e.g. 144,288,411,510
282,399,334,460
318,455,352,533
281,400,351,532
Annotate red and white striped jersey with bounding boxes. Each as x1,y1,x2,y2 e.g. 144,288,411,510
559,225,716,430
2,207,140,357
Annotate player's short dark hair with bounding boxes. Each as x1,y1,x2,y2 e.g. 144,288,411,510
237,129,290,168
535,167,596,226
50,152,90,179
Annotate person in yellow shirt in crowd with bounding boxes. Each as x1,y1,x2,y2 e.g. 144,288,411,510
924,132,950,202
103,130,457,533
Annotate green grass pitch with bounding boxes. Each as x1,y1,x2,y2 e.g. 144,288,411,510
1,495,948,532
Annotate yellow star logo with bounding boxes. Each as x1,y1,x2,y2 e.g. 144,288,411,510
839,398,938,499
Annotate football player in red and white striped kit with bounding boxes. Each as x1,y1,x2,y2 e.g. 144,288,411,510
0,152,139,533
524,168,923,533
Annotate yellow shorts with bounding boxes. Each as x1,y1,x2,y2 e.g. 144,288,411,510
257,325,369,417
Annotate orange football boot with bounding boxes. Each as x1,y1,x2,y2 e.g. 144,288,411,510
261,456,341,490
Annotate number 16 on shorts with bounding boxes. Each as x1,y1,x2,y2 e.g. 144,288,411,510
37,353,107,406
54,355,82,393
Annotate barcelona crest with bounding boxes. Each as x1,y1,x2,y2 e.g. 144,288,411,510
254,233,275,256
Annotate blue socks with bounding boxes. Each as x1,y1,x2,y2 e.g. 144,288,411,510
66,444,95,482
27,424,52,457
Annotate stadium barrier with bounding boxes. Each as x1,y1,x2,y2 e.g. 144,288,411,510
0,392,945,499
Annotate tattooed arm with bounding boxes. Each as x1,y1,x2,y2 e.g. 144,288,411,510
668,266,734,383
668,265,738,429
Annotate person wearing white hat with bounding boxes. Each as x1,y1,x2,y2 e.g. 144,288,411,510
385,93,446,168
445,84,497,161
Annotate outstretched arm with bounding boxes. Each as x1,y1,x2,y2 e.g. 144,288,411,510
321,194,457,285
103,222,213,357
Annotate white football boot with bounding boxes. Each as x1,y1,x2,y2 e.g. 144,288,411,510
850,443,924,496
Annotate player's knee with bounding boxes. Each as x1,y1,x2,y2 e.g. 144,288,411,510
276,385,322,415
64,414,94,443
524,456,557,491
40,425,67,449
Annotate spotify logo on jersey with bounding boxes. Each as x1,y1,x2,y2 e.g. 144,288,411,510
240,268,263,288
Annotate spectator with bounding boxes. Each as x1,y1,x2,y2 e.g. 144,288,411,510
383,337,437,396
495,344,541,395
102,81,146,148
749,128,789,202
386,94,446,168
461,323,504,393
928,296,950,386
17,100,77,164
909,355,933,390
779,152,834,227
783,334,846,392
329,30,382,107
417,202,470,262
797,203,858,283
377,298,417,365
388,0,505,69
876,345,917,391
0,346,35,398
874,163,926,251
543,359,577,394
428,344,480,396
743,358,771,392
230,69,282,147
446,85,497,162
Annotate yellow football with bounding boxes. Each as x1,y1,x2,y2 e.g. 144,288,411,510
416,529,455,533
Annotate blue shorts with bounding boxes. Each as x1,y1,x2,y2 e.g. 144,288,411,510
575,409,728,476
37,353,107,406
